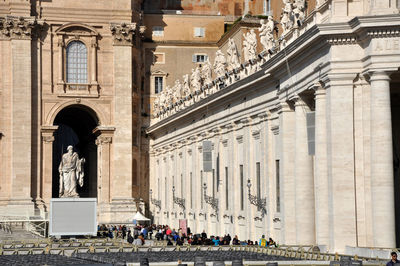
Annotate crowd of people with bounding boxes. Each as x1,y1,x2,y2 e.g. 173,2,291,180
97,224,278,247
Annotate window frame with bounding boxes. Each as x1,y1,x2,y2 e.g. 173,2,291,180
65,40,88,85
194,27,205,37
152,26,164,37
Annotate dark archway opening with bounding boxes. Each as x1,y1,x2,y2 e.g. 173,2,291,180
390,72,400,247
52,105,98,198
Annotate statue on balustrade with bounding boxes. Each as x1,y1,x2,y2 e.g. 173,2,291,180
293,0,306,26
59,145,85,198
243,29,257,61
213,50,227,78
173,79,182,102
202,58,213,85
259,17,275,52
182,74,191,96
281,0,294,36
190,67,202,91
227,38,240,70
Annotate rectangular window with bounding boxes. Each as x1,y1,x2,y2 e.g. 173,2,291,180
190,172,193,209
194,27,205,37
152,26,164,36
201,170,203,209
257,162,261,211
225,167,229,210
192,54,208,63
240,165,244,211
155,76,163,94
276,160,280,212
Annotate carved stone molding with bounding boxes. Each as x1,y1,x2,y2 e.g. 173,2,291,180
0,16,40,40
42,135,55,143
110,22,137,46
252,130,260,140
326,35,358,45
368,29,400,38
221,139,228,147
236,135,243,144
95,136,112,145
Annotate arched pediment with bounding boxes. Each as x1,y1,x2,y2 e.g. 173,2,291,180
55,22,99,36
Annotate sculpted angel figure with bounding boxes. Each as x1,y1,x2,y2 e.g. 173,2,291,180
59,145,85,198
190,67,202,91
201,58,213,85
259,17,275,52
213,50,227,77
227,38,240,70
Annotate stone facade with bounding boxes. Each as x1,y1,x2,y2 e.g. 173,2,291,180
147,0,400,253
0,0,147,223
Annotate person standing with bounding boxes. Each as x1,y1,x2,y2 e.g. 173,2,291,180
387,252,400,266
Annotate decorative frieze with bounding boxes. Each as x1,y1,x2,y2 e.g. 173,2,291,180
0,16,40,40
110,22,136,46
367,29,400,38
326,35,358,45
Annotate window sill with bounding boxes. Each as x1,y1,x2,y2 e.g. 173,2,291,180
57,82,100,98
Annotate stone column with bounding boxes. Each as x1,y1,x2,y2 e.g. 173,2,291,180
327,74,357,251
313,83,329,246
293,96,315,245
278,101,296,244
94,127,115,205
40,126,58,208
370,71,396,247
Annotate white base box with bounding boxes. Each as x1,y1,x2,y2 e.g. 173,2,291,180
50,198,97,236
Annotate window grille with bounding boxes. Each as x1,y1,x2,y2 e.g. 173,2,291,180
66,41,87,84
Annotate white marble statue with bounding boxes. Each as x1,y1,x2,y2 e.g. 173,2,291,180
190,67,202,91
293,0,306,26
243,29,257,61
153,95,160,113
182,74,191,96
227,38,240,70
173,79,182,102
281,0,294,36
213,50,227,78
202,58,213,85
59,145,85,198
259,17,275,52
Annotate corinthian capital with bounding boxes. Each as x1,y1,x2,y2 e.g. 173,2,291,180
110,22,137,46
0,16,38,40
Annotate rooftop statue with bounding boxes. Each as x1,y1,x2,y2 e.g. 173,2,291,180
202,58,213,85
213,50,227,78
259,17,275,52
227,38,240,70
243,29,257,61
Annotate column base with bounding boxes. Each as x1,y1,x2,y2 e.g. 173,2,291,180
98,198,138,224
0,197,35,218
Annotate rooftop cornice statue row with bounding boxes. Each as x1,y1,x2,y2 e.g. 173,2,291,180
152,0,308,118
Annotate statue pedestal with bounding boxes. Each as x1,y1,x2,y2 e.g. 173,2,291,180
49,198,97,236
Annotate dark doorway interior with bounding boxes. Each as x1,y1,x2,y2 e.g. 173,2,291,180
52,105,98,198
390,72,400,247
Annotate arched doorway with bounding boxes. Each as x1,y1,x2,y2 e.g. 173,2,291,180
52,105,98,198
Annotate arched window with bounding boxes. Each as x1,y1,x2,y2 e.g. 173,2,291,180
66,41,87,84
